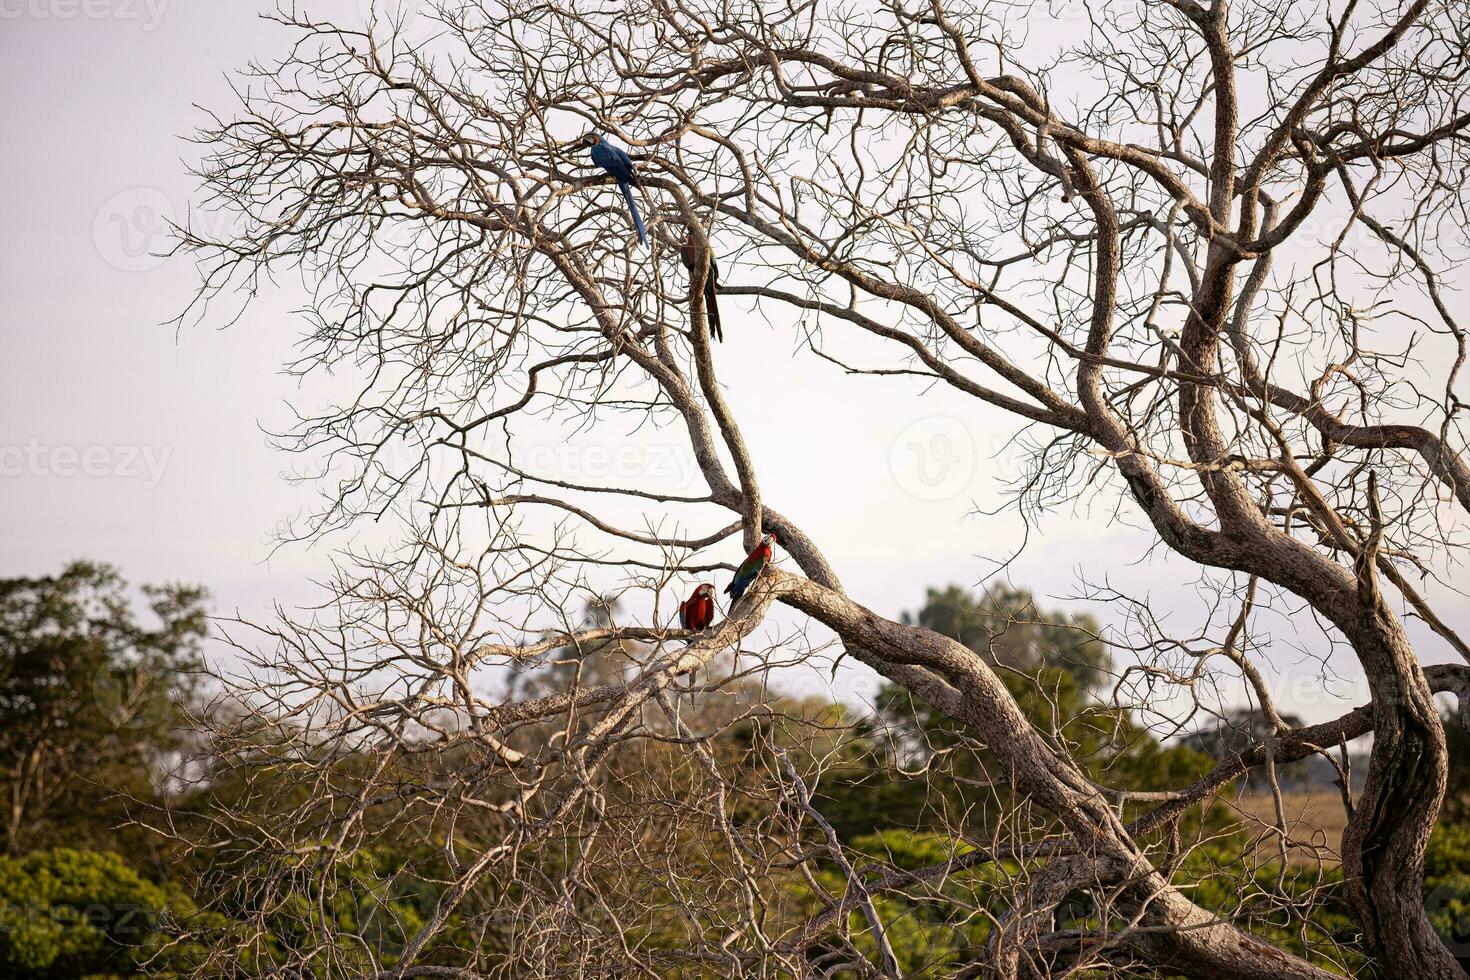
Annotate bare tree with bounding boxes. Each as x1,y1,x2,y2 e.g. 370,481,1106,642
175,0,1470,975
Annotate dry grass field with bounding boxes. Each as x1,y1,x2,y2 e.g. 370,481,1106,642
1228,791,1353,867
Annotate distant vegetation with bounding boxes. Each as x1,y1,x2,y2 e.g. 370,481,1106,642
2,563,1468,976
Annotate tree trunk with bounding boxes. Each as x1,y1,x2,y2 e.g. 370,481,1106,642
1340,606,1460,978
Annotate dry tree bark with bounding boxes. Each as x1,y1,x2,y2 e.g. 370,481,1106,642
173,0,1470,976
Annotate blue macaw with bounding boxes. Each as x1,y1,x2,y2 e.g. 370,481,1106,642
587,134,648,247
724,532,778,603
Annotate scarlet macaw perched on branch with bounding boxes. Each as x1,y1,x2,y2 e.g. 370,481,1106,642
679,239,723,342
678,584,716,632
725,532,778,603
585,134,647,247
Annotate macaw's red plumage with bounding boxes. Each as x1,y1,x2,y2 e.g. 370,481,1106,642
679,584,717,632
724,531,778,603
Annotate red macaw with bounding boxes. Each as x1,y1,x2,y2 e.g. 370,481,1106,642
724,531,778,603
679,583,717,632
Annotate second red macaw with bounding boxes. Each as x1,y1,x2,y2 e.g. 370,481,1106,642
680,239,723,342
724,531,778,603
679,583,717,632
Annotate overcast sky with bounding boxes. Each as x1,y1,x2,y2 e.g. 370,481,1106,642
2,0,1466,728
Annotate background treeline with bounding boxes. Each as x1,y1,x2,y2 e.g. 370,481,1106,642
2,562,1467,977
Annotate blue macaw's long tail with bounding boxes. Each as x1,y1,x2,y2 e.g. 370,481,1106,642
725,565,762,602
619,181,648,246
724,574,753,602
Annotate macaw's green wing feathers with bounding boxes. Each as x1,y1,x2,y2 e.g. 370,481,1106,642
724,539,773,602
732,551,765,580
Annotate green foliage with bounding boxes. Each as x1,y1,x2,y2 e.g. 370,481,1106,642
0,562,207,860
4,565,1466,976
900,584,1109,691
786,830,992,977
1425,821,1470,963
1443,708,1470,825
816,584,1216,844
255,849,444,972
0,848,200,979
1179,845,1357,974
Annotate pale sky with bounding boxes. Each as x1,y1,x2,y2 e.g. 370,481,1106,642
2,1,1465,728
